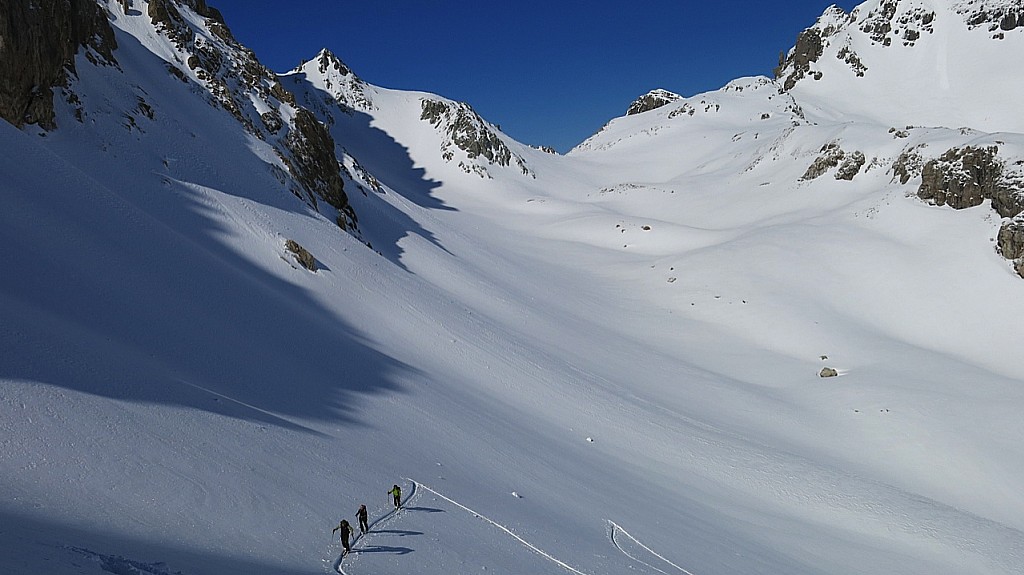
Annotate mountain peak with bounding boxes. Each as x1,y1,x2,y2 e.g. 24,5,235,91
288,49,372,111
626,89,682,116
308,48,357,79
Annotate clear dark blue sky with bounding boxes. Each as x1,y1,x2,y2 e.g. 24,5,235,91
211,1,860,152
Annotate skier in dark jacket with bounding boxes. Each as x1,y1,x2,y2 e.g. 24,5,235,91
356,504,369,534
388,484,402,509
332,519,355,555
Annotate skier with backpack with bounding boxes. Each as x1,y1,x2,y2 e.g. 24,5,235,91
332,519,355,555
356,504,369,534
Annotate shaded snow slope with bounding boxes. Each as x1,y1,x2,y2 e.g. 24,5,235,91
3,1,1024,575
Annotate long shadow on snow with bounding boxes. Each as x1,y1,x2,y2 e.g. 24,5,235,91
0,96,418,432
372,529,424,536
0,510,313,575
355,545,413,555
286,72,456,271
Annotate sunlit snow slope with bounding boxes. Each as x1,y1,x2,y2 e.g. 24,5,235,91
2,1,1024,575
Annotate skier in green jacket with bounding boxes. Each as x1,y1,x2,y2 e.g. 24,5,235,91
388,484,402,509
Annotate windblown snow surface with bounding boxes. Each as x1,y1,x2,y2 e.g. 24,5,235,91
2,1,1024,575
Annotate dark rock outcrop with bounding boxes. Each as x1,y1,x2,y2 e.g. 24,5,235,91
285,239,317,271
626,89,681,116
960,3,1024,32
835,151,866,181
891,145,926,185
836,45,867,76
801,143,864,181
998,217,1024,278
914,145,1024,278
860,0,900,44
801,142,844,181
420,98,531,177
0,0,116,129
285,109,356,228
998,217,1024,260
918,146,1006,211
776,28,824,90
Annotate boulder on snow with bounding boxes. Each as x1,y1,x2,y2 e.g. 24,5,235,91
285,239,317,271
819,367,839,378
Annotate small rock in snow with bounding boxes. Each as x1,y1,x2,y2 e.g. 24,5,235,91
511,491,521,498
586,437,594,443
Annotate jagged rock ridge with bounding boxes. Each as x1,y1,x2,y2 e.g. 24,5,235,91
419,98,532,178
2,0,359,233
141,0,356,226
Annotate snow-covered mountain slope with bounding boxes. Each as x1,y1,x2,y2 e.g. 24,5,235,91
3,1,1024,575
776,0,1024,132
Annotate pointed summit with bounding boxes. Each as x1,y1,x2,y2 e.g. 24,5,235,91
307,48,358,80
289,48,373,110
626,89,681,116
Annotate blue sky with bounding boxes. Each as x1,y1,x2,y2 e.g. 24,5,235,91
212,1,860,152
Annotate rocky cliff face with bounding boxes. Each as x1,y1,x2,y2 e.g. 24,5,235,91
997,217,1024,277
5,0,359,233
918,146,1005,212
144,1,358,229
0,0,116,129
775,26,826,91
285,108,357,227
420,98,532,178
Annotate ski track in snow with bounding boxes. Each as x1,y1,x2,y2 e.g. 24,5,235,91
407,478,594,575
334,480,418,574
607,520,696,575
332,479,693,575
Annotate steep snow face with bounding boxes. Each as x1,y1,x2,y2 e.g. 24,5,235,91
776,0,1024,132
